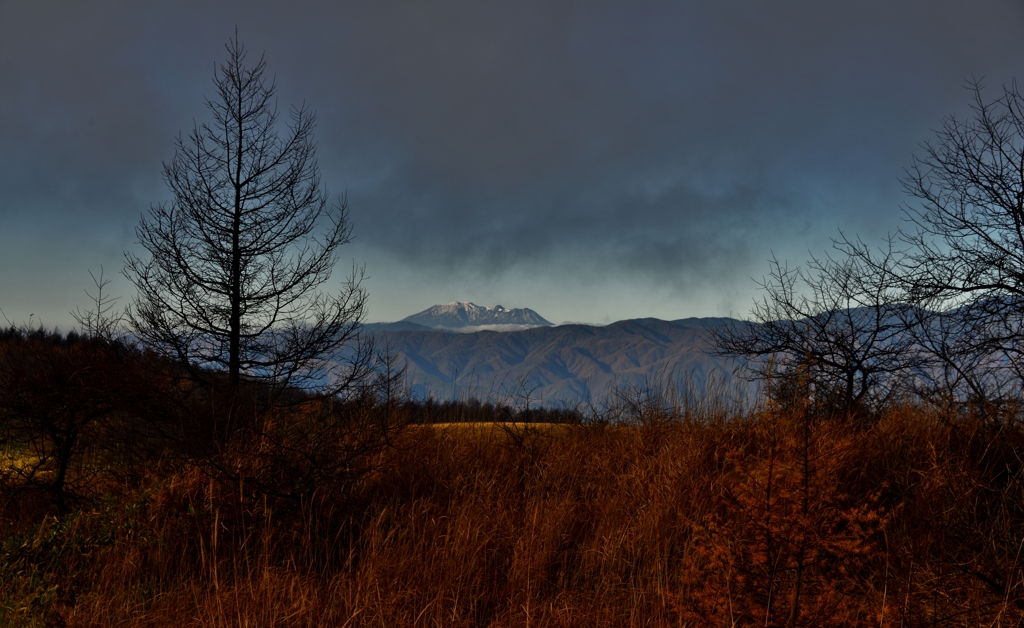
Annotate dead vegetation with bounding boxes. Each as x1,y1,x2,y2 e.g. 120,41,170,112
1,347,1023,626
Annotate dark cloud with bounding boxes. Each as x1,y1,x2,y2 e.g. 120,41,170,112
3,0,1024,325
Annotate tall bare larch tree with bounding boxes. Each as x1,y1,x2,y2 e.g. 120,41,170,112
125,35,367,400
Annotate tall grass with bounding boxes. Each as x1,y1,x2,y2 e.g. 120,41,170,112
2,394,1023,626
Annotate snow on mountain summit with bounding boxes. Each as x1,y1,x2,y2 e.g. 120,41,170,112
400,302,553,331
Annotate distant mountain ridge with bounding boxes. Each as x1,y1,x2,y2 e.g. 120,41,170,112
397,302,553,332
351,302,1009,406
362,316,745,404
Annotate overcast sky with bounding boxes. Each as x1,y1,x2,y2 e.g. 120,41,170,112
3,0,1024,328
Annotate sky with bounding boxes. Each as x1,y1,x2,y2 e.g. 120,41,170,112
3,0,1024,328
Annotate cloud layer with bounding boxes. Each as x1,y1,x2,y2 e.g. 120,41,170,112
3,1,1024,326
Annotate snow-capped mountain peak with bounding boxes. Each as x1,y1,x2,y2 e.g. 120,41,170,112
400,302,553,332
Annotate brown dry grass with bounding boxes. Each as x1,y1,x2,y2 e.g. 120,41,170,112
2,402,1024,626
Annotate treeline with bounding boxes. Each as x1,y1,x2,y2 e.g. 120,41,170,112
396,397,584,425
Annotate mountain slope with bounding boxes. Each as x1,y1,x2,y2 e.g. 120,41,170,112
368,317,745,404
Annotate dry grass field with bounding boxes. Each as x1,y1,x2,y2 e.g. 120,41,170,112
2,397,1023,627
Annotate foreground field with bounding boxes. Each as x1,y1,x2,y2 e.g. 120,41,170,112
2,403,1023,626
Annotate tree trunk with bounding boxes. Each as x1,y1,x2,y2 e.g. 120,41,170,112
51,427,78,515
224,84,245,444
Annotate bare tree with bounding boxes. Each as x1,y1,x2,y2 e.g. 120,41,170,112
711,245,920,418
719,80,1024,415
896,79,1024,400
0,328,121,513
71,267,125,341
125,35,368,402
835,79,1024,406
899,79,1024,308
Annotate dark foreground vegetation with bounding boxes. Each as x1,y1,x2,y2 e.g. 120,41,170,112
1,330,1022,627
